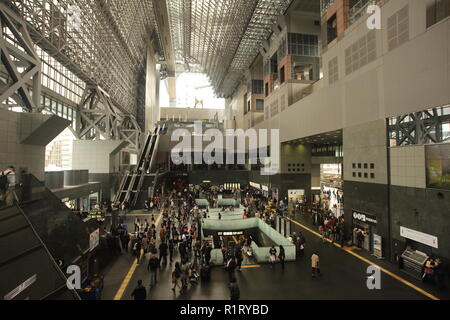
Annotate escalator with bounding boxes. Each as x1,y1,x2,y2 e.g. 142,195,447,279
114,124,166,209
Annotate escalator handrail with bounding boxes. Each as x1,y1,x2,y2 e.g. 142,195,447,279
130,125,164,207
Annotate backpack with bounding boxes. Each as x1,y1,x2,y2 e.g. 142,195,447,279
0,171,11,191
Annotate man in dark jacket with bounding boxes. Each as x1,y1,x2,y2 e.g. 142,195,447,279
159,241,168,266
131,280,146,300
148,253,160,287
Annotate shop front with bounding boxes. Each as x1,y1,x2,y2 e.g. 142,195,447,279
249,182,269,198
352,210,379,253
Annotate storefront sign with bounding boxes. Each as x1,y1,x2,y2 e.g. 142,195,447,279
250,182,261,190
288,190,305,196
261,185,269,192
352,210,378,225
373,234,383,259
400,227,438,249
218,231,244,236
89,229,100,252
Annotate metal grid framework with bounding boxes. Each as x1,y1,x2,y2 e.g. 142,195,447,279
167,0,293,98
388,106,450,146
0,2,41,112
5,0,164,115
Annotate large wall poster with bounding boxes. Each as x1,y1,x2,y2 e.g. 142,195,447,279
426,144,450,190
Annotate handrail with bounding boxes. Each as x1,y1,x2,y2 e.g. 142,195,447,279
130,124,165,208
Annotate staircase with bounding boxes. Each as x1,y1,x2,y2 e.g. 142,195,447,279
0,175,93,300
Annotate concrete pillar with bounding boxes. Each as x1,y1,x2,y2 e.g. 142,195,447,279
343,119,390,257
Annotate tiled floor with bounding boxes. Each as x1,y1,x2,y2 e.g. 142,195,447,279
101,211,446,300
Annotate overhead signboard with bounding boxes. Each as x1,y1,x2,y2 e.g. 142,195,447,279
400,226,438,249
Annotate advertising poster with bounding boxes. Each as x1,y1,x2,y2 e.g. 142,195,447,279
89,229,100,252
426,144,450,190
373,234,382,259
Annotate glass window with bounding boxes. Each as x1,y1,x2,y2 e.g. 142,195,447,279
51,100,57,113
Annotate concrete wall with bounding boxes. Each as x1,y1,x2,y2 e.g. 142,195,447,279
251,2,450,143
0,109,69,181
389,186,450,262
72,140,127,174
390,145,427,189
343,119,388,185
280,143,312,174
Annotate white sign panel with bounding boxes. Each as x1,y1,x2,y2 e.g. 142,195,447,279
400,227,438,249
250,182,261,190
288,190,305,196
89,229,100,252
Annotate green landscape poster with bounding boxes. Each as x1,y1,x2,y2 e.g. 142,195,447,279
426,144,450,190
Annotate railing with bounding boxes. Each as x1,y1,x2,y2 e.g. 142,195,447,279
320,0,337,16
348,0,378,27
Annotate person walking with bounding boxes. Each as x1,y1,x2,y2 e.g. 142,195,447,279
279,245,286,270
159,241,168,266
134,217,140,233
339,227,345,248
225,257,237,282
235,246,244,271
131,280,146,300
311,252,322,278
147,252,160,288
169,239,175,264
269,246,277,268
134,239,142,265
172,262,182,293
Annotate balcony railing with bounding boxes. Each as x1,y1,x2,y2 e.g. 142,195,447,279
348,0,379,27
320,0,337,16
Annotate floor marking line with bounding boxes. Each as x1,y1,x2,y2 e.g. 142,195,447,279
240,265,261,269
287,217,440,301
113,212,163,301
